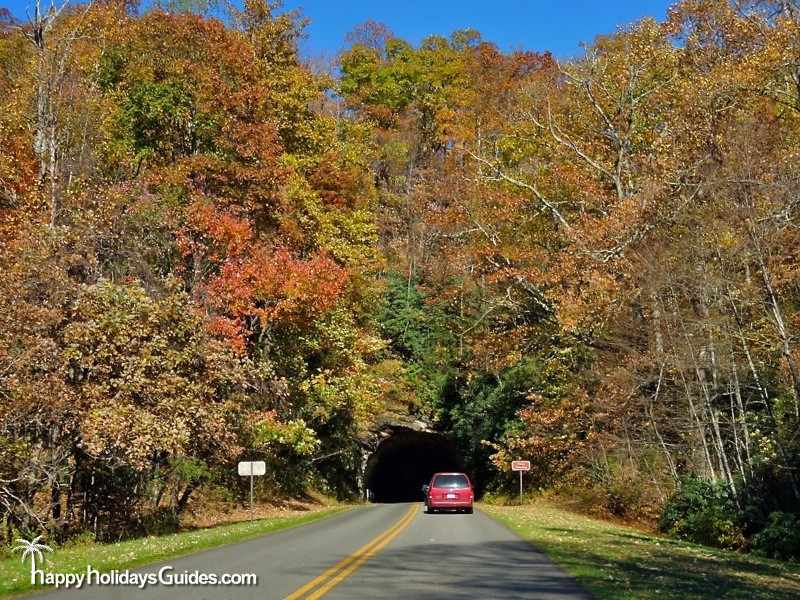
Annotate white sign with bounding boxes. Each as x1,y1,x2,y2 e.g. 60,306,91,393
511,460,531,472
238,461,266,476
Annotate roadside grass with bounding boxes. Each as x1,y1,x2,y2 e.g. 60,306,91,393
480,502,800,600
0,505,350,598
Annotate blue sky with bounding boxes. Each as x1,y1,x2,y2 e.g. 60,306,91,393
2,1,675,59
287,0,675,59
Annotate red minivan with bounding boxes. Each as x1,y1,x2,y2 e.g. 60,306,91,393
423,472,474,514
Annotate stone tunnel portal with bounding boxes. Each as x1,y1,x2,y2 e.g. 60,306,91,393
364,429,465,503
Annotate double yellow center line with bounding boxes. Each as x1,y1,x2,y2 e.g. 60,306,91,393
283,504,417,600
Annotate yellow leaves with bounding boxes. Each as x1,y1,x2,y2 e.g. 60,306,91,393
716,228,738,250
251,411,320,456
57,280,250,470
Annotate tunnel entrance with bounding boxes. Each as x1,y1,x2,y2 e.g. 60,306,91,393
364,429,464,503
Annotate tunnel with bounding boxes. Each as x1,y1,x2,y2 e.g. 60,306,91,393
364,428,465,503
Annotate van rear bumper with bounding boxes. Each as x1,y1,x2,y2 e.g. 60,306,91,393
427,499,473,509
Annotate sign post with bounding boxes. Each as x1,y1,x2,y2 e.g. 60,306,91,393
511,460,531,502
237,461,266,516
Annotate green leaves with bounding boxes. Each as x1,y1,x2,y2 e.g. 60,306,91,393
659,477,744,549
339,31,469,134
121,82,218,162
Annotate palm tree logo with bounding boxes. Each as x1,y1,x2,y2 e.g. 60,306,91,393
13,536,53,581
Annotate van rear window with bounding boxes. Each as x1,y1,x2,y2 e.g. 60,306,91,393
433,474,469,488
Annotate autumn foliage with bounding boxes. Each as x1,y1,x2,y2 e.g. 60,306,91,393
341,0,800,554
3,0,800,559
0,1,383,541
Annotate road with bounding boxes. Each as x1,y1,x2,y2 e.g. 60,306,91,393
40,503,592,599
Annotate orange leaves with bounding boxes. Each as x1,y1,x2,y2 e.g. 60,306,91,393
497,392,597,485
174,195,351,353
308,153,367,208
205,245,348,342
206,316,248,355
178,199,254,264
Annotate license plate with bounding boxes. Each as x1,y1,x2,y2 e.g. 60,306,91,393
446,493,456,499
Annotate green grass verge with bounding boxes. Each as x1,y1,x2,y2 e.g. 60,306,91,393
0,506,350,598
480,502,800,600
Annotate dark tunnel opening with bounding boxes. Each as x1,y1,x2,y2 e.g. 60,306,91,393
364,429,465,503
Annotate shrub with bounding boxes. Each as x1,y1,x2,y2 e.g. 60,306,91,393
603,472,647,518
139,508,181,537
481,490,539,506
752,512,800,561
659,477,743,549
737,462,800,536
554,483,607,514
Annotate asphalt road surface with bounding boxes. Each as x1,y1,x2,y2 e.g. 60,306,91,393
39,503,592,599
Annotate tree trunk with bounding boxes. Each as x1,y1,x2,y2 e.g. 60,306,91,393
749,220,800,418
730,357,753,474
726,286,800,501
176,482,198,515
648,363,678,481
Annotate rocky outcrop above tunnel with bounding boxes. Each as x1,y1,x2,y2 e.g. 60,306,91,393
359,410,435,451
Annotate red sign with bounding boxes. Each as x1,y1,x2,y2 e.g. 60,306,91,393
511,460,531,472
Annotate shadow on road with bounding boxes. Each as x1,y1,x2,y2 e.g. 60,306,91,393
285,538,593,599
